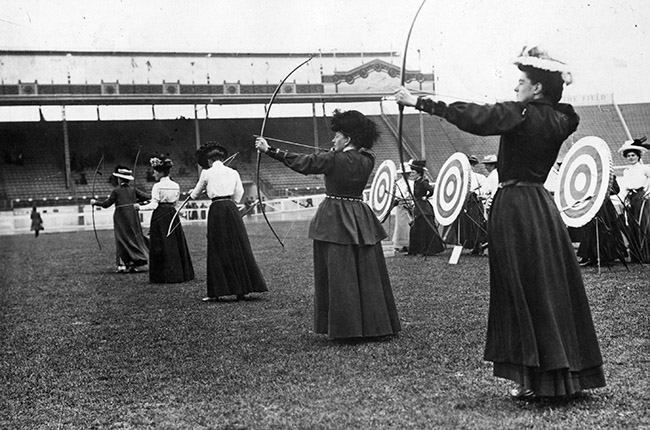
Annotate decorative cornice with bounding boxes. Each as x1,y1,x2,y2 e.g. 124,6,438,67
322,59,433,85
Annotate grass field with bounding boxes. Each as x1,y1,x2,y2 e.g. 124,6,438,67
1,220,649,429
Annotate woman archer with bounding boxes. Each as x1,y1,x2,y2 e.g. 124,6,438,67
395,45,605,399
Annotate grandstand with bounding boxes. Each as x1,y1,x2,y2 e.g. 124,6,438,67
1,102,649,211
1,50,648,214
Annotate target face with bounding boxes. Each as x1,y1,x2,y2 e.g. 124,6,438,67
433,153,471,226
369,160,397,222
554,136,612,228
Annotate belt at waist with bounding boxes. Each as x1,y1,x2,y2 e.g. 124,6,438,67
211,196,232,201
158,202,176,207
326,195,363,202
499,180,543,188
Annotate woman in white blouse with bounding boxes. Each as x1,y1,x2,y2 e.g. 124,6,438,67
190,142,267,302
617,139,650,262
136,155,194,283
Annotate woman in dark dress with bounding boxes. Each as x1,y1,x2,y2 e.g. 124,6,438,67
92,166,149,273
407,160,445,256
30,206,44,238
136,155,194,283
190,143,267,302
396,46,606,399
256,110,401,340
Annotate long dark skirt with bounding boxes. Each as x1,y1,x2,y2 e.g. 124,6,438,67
206,200,267,298
460,192,487,253
577,198,627,265
148,204,194,283
440,193,487,253
113,206,149,268
408,214,445,256
313,240,401,339
485,185,605,396
621,191,650,263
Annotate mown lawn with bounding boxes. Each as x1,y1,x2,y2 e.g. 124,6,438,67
1,220,648,429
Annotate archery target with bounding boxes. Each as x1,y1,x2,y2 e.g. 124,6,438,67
369,160,397,222
433,153,472,226
554,136,612,228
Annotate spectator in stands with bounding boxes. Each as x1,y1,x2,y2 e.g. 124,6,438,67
617,138,650,263
395,45,605,399
91,166,149,273
30,206,44,238
135,155,194,284
407,160,445,256
190,142,267,302
256,109,401,340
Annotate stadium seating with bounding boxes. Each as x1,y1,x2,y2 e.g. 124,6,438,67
0,103,648,208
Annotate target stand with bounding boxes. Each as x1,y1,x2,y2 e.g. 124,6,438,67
433,153,472,264
368,160,397,257
554,136,612,274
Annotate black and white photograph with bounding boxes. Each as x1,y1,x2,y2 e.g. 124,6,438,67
1,0,648,428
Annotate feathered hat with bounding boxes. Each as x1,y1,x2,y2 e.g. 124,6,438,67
618,137,648,156
196,142,228,169
149,154,174,172
513,45,573,85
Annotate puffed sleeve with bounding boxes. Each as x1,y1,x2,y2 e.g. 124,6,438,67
190,170,208,200
233,171,244,203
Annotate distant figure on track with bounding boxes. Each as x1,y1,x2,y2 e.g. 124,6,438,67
30,206,44,238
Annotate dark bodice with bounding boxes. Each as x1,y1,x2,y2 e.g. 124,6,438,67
267,148,386,245
433,98,579,183
277,149,374,197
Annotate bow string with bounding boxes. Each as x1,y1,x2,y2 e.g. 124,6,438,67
256,55,313,248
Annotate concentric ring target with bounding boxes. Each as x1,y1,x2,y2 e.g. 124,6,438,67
433,153,471,226
554,136,612,228
369,159,397,222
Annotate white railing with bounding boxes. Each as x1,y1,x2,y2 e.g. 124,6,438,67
0,194,327,236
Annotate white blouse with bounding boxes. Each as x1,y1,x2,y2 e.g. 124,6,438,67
620,162,650,195
190,161,244,203
139,176,180,211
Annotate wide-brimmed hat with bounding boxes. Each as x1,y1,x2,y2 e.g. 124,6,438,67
112,167,134,181
408,159,427,172
396,161,412,174
481,154,497,164
513,45,573,85
618,139,647,156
